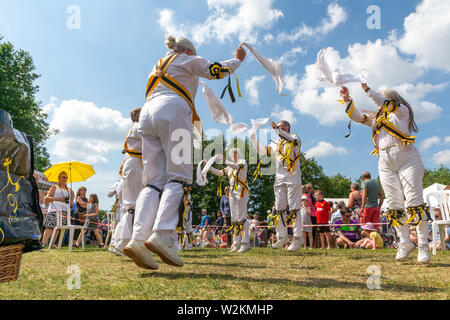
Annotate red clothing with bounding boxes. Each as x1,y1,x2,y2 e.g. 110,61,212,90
315,200,330,224
360,207,380,224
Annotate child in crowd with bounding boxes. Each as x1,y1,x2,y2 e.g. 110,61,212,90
301,196,314,249
314,190,332,249
357,223,384,250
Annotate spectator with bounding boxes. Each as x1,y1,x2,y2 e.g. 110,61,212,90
74,186,88,239
203,226,216,248
266,208,276,247
329,201,336,214
335,207,361,248
315,190,332,249
75,194,104,248
330,201,346,226
300,196,313,249
302,185,317,248
347,182,363,222
357,223,384,250
249,214,260,247
307,184,316,205
214,211,224,235
198,208,210,241
219,231,229,248
360,172,384,225
258,220,269,247
41,171,75,248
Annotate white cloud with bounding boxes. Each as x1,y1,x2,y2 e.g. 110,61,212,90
245,75,266,106
158,0,283,46
271,104,297,124
277,46,306,67
420,135,450,151
48,99,130,164
284,40,445,126
42,96,58,115
432,150,450,165
420,136,441,151
305,141,348,159
277,3,347,42
398,0,450,72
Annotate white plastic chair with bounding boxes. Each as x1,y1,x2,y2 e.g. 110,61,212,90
103,211,115,249
426,191,450,255
48,201,85,252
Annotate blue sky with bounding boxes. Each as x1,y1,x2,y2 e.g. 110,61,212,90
1,0,449,209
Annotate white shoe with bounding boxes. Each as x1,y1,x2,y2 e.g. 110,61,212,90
287,238,302,252
395,241,415,261
145,233,184,267
417,243,430,264
230,244,241,252
237,243,250,253
109,247,125,256
123,240,159,270
272,237,288,249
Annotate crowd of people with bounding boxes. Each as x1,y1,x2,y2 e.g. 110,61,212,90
182,178,449,253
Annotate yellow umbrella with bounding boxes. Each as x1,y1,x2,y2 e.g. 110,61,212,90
43,161,95,187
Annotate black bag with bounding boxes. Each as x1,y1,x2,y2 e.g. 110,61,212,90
0,110,43,252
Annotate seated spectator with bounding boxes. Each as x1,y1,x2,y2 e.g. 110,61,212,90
258,221,268,247
219,231,228,248
335,207,361,248
203,226,216,248
197,208,210,240
214,211,224,235
357,223,384,250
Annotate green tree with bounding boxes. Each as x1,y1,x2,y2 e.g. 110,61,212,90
0,35,54,171
423,165,450,188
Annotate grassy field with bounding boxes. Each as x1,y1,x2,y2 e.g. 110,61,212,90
1,246,449,300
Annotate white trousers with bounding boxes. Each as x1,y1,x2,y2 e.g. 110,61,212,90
378,145,428,245
121,155,144,211
110,208,121,248
274,182,302,240
132,94,193,242
229,190,250,245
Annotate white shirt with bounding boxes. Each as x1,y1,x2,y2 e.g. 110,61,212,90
147,52,242,102
209,158,248,196
124,122,142,153
347,89,412,150
269,129,302,185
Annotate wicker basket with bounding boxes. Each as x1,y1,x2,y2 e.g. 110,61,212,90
0,244,25,283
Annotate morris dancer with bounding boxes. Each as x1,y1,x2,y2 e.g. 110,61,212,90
251,121,303,251
115,108,143,255
340,84,431,263
107,179,124,256
177,194,194,251
124,35,246,269
206,148,251,253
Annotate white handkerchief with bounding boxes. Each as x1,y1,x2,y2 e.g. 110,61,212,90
200,82,233,125
240,42,286,96
196,154,222,186
196,162,206,186
316,48,369,86
229,123,250,135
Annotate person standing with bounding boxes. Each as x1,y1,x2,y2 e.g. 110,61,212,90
360,171,384,225
75,194,104,248
124,35,245,269
251,120,303,252
207,149,251,253
347,183,363,222
107,179,124,256
340,84,431,263
315,190,332,249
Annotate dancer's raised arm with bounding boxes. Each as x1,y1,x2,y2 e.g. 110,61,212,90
340,86,371,127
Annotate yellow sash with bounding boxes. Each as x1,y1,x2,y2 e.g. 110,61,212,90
145,53,202,134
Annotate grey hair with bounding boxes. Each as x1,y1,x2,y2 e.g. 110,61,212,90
351,183,360,191
380,89,418,133
165,35,197,56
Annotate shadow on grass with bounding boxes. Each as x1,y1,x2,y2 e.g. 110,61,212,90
140,271,442,293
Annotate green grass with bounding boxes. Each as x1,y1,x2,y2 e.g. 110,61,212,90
1,246,449,300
